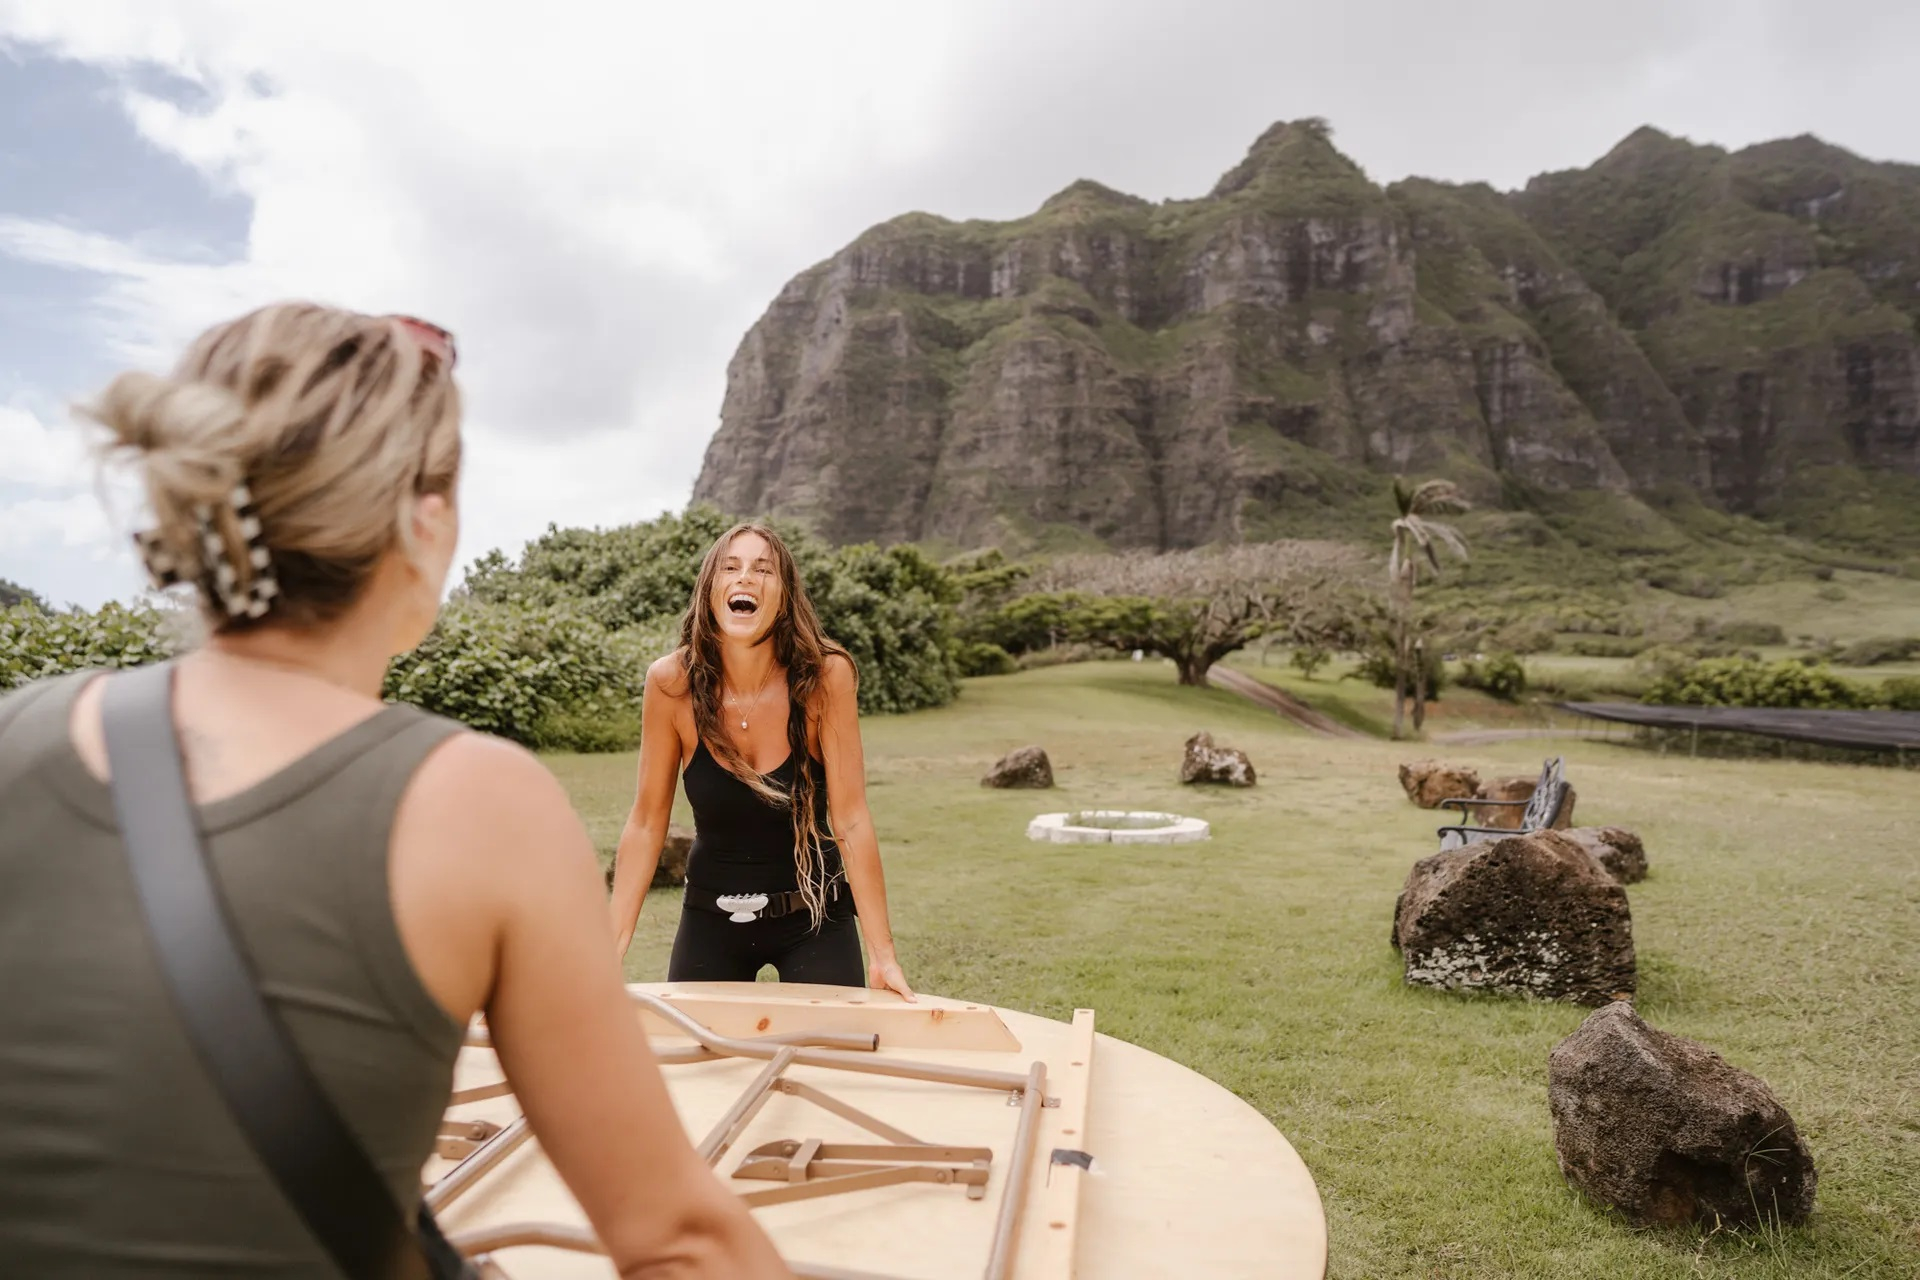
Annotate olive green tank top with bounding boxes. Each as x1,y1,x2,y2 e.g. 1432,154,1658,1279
0,670,469,1277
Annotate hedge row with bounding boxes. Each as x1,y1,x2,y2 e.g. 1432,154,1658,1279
468,507,960,719
5,506,962,751
1,597,661,751
2,601,181,691
1643,656,1920,711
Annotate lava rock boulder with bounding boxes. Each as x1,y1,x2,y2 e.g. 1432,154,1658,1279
1562,826,1649,885
1398,759,1482,809
982,745,1055,789
1548,1001,1817,1228
1391,830,1635,1005
1181,732,1255,786
604,823,693,892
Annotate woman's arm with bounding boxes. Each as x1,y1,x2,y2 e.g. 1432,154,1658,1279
817,654,914,1002
609,657,685,959
396,735,793,1280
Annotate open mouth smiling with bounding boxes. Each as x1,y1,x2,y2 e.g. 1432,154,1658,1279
727,592,759,617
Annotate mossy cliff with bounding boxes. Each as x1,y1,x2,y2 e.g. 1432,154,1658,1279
693,120,1920,555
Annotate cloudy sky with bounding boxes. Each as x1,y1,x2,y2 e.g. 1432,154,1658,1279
3,0,1915,608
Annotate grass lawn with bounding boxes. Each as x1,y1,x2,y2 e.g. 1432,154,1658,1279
1224,650,1580,736
547,661,1920,1279
1227,647,1919,723
1681,571,1920,646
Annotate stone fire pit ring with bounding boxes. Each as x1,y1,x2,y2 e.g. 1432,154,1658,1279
1027,810,1211,845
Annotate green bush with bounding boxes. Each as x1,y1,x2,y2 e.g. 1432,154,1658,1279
1711,620,1787,648
1567,634,1649,658
532,707,644,753
1881,676,1920,711
2,601,178,690
1837,636,1920,667
1643,656,1872,710
1529,664,1650,701
608,618,681,672
1354,646,1447,699
968,591,1109,655
1288,645,1332,680
464,507,736,629
381,599,641,746
806,543,959,713
1458,651,1528,702
1488,617,1557,654
0,593,651,752
1645,567,1725,599
1015,642,1129,671
953,641,1017,677
463,507,961,717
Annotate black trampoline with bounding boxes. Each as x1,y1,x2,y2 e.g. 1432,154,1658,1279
1560,702,1920,754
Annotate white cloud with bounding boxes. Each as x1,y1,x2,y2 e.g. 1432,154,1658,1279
0,396,147,605
0,491,112,554
0,401,96,489
0,0,991,597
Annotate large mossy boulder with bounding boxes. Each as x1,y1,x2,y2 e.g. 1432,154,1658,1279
1181,732,1255,786
1562,826,1649,885
982,745,1055,789
1392,830,1636,1005
1548,1002,1817,1228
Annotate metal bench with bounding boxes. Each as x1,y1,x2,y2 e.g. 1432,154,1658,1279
1436,756,1569,850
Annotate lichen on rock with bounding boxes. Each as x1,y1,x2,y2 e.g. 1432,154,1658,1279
1391,830,1635,1005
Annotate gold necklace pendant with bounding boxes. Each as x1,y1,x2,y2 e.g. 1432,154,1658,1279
727,667,774,735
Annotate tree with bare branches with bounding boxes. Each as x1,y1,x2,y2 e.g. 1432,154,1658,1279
1387,477,1471,739
1030,541,1369,687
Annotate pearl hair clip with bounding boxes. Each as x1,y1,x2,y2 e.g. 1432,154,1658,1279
133,482,281,620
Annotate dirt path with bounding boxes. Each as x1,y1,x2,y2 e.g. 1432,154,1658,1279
1207,666,1370,739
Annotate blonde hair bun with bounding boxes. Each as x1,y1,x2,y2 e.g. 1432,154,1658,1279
80,302,463,632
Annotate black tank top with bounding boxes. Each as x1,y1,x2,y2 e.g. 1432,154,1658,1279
682,740,845,898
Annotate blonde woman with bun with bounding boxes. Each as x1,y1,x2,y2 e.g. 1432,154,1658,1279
0,303,792,1280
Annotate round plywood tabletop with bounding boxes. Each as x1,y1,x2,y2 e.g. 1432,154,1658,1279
427,982,1326,1280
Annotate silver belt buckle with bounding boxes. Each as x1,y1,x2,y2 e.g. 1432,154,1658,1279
715,893,770,923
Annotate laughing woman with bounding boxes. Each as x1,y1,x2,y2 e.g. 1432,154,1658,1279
606,524,914,1000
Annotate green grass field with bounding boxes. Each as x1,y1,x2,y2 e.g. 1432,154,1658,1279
1229,643,1920,720
552,661,1920,1279
1682,571,1920,646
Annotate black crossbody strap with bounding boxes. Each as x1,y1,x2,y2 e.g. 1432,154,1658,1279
102,662,438,1280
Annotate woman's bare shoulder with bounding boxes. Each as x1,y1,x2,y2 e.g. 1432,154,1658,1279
645,649,691,697
819,650,858,696
407,731,576,831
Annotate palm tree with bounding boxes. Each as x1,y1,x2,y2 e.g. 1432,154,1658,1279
1387,478,1470,739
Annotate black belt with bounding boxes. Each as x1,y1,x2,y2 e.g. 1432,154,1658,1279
684,880,848,923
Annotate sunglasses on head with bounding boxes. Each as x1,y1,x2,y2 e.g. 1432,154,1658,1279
387,314,457,370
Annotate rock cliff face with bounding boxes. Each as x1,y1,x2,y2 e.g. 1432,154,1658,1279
1513,128,1920,517
693,121,1920,551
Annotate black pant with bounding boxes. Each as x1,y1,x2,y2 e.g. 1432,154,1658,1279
666,904,865,985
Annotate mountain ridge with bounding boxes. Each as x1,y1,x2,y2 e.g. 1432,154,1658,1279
692,119,1920,559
